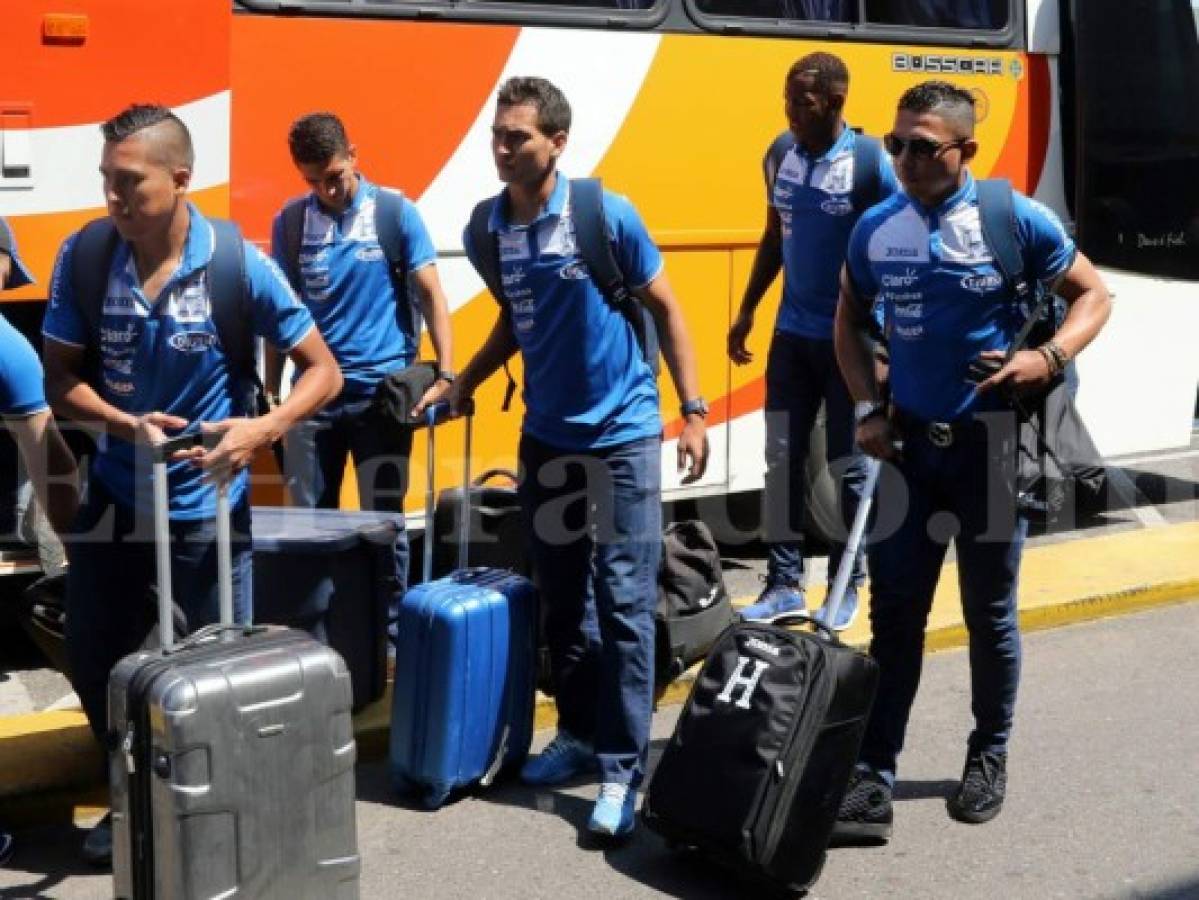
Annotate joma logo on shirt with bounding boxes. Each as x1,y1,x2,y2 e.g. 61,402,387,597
168,331,218,353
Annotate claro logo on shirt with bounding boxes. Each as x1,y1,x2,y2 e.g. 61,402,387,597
355,246,384,263
168,331,218,353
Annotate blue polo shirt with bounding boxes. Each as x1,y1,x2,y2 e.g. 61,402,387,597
846,173,1076,422
271,176,437,399
464,173,663,451
43,205,315,519
0,314,48,418
770,127,899,340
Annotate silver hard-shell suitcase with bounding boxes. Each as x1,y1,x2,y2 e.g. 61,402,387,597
108,434,360,899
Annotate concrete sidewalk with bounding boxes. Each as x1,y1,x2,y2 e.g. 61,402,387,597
2,519,1197,827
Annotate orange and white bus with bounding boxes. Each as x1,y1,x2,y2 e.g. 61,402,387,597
4,0,1198,534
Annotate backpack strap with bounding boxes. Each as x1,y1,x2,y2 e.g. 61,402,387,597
569,178,659,374
464,196,516,411
70,218,122,369
206,218,261,416
278,197,306,294
374,188,419,339
850,133,883,215
977,178,1048,357
763,129,793,191
466,196,504,304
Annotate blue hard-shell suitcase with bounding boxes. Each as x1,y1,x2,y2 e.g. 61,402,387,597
389,404,538,808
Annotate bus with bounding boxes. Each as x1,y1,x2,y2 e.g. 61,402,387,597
3,0,1197,547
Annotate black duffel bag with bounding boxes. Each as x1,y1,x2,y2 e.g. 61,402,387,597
432,468,527,577
373,361,438,430
655,520,735,686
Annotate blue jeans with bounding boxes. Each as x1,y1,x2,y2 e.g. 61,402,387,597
286,394,412,635
65,477,252,744
763,330,868,588
859,411,1026,782
518,433,662,788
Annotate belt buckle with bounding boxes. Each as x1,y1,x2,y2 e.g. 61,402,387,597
927,421,954,448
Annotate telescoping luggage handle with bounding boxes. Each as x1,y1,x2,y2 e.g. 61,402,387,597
777,455,883,642
420,399,475,583
151,432,242,652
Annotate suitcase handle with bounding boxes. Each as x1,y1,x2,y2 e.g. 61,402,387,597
152,429,238,651
164,622,264,655
422,401,474,583
473,468,518,488
773,613,837,642
820,456,883,634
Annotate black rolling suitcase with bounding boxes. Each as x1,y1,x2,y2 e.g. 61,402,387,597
643,459,882,894
108,435,360,899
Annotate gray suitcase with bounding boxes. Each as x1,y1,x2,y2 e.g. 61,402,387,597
108,434,360,899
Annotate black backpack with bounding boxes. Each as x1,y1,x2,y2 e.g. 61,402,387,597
69,216,261,416
655,519,736,685
465,177,661,382
976,179,1106,523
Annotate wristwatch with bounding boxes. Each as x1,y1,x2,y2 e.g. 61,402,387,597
854,400,886,426
680,397,709,420
435,369,456,385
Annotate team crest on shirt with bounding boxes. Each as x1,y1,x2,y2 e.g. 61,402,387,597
499,231,530,262
168,282,209,324
814,155,853,195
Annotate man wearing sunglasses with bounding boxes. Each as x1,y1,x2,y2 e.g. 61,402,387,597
833,80,1110,841
730,52,898,631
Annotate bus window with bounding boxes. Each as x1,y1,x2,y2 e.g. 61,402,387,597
1074,0,1199,279
864,0,1007,29
693,0,855,21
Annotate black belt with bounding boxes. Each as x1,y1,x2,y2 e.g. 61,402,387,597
893,407,984,449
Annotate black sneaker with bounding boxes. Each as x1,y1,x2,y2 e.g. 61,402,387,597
947,750,1007,824
832,767,893,843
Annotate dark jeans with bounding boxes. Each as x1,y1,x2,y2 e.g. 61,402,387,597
286,395,413,634
859,412,1026,782
763,330,868,588
518,433,662,788
66,478,252,744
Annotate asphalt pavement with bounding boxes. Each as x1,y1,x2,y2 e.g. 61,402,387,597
2,599,1197,899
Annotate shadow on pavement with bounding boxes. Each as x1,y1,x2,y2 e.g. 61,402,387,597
893,778,958,802
0,822,105,899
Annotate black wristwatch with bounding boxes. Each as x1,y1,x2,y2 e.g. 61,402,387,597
435,369,456,385
680,397,709,420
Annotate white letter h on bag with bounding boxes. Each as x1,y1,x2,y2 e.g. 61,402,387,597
716,656,769,709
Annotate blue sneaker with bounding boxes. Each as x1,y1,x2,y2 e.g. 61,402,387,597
815,583,860,632
739,577,805,623
588,782,636,837
520,731,597,786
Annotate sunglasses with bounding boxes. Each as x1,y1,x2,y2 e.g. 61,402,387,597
883,133,967,159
